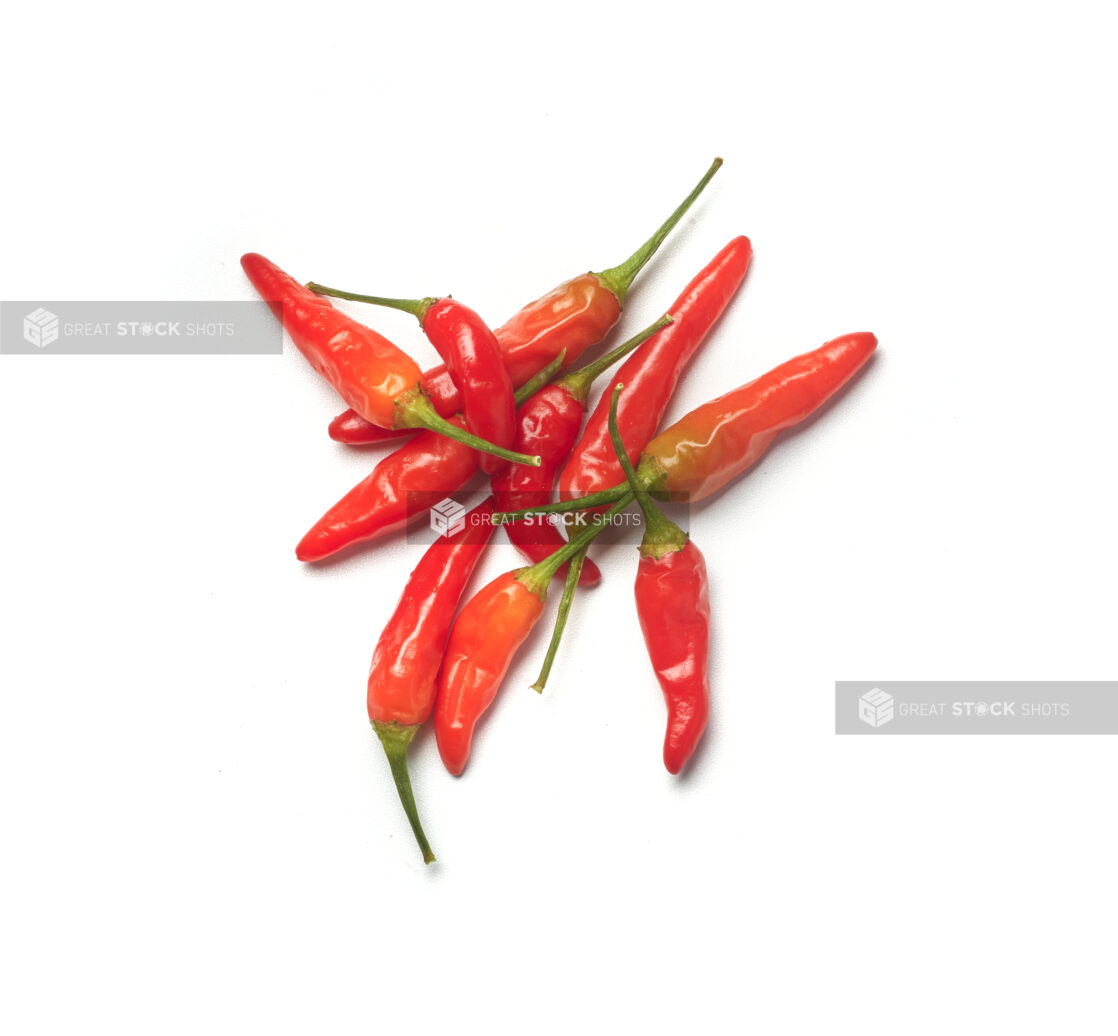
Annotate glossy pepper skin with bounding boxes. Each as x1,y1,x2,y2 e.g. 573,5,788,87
326,158,723,444
295,419,478,562
247,253,539,468
298,356,566,562
433,571,545,776
639,331,878,502
492,382,603,585
306,287,520,475
559,236,752,506
498,332,878,519
490,316,673,585
414,298,516,477
492,273,622,386
369,498,497,864
606,384,711,774
635,541,711,774
315,292,518,476
242,252,423,430
433,497,629,775
368,497,497,727
326,277,619,445
329,407,413,445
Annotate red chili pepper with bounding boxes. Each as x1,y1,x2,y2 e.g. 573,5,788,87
369,497,497,864
306,288,516,476
298,355,565,562
494,332,878,519
433,499,629,776
241,252,538,468
433,571,544,777
324,159,723,444
329,407,408,445
296,421,479,563
425,300,512,473
635,541,711,773
328,366,462,445
636,331,879,502
558,235,752,507
492,314,674,585
608,385,710,774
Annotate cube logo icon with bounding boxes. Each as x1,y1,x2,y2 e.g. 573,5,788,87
858,687,894,728
24,308,59,349
430,497,467,538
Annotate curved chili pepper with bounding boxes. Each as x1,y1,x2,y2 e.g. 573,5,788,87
369,497,496,864
241,252,538,468
298,356,565,562
558,235,752,507
326,341,552,445
306,289,516,476
324,158,722,444
433,498,629,776
637,331,878,501
492,314,674,585
433,571,544,777
296,421,479,563
428,300,513,472
493,332,879,519
608,386,710,774
328,366,461,445
635,542,710,773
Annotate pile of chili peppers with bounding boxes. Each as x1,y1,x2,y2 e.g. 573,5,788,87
245,159,877,864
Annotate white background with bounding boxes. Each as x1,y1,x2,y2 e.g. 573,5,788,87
2,1,1115,1032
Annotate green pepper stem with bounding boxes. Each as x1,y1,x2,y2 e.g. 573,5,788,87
306,283,437,326
493,484,630,521
530,549,586,694
372,721,435,864
608,385,687,557
594,158,722,307
396,392,542,466
514,350,566,406
557,314,673,408
516,496,632,597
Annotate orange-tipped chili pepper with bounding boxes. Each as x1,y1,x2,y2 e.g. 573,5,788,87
324,158,723,444
608,386,710,774
433,571,544,777
494,332,879,519
240,252,538,468
433,498,629,776
632,331,878,502
306,288,516,477
558,235,752,508
368,497,497,864
492,314,674,585
298,355,564,562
